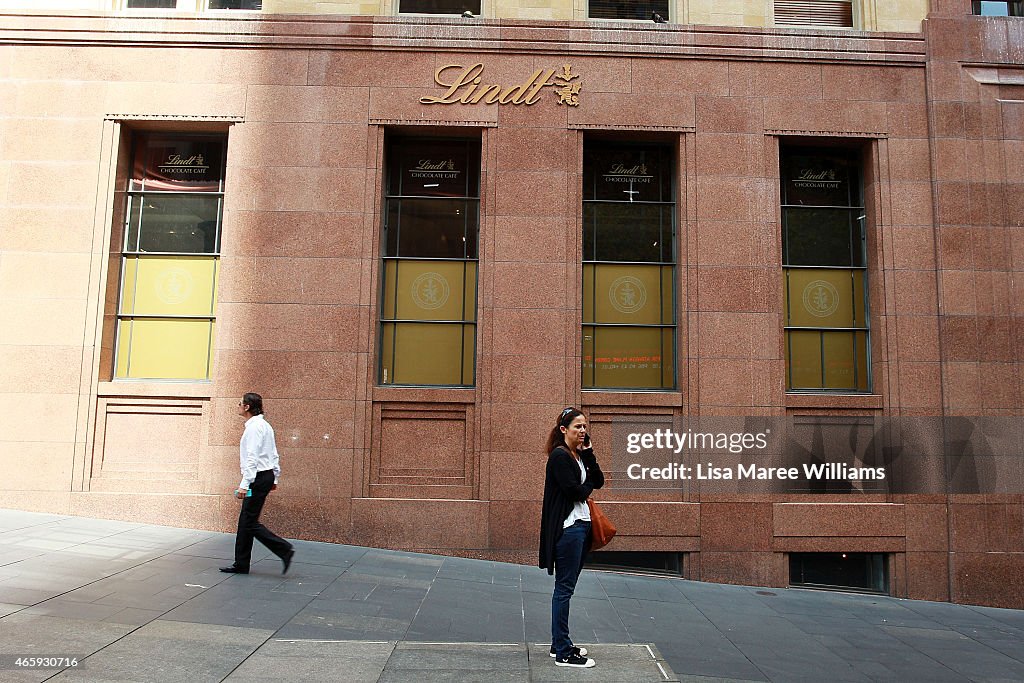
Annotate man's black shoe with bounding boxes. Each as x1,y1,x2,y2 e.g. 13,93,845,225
550,645,588,658
219,566,248,574
282,548,295,575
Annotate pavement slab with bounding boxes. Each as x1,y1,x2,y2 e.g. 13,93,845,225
0,509,1022,682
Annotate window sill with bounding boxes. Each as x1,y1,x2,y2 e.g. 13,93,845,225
785,393,882,410
373,386,476,403
98,380,213,399
582,390,683,407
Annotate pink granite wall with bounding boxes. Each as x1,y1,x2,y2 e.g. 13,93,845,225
0,10,1020,607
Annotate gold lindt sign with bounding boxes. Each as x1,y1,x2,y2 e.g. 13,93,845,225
420,63,581,107
159,154,209,174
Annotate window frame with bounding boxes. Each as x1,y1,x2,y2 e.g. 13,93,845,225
780,144,871,394
395,0,483,16
581,140,678,392
773,0,856,29
586,0,671,22
121,1,265,9
113,132,227,382
972,1,1024,16
206,0,263,11
123,0,180,9
378,136,481,388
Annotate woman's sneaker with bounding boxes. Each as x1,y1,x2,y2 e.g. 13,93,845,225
554,652,595,668
549,646,588,658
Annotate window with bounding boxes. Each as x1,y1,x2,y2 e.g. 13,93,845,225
774,0,854,27
126,0,177,8
583,143,676,390
379,138,479,386
115,134,226,380
972,1,1024,16
790,553,888,594
587,551,684,576
208,0,262,9
398,0,481,14
781,146,869,392
589,0,669,21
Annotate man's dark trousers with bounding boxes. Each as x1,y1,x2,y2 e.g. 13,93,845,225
234,469,291,570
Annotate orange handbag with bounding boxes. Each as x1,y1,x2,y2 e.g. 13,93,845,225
587,499,617,550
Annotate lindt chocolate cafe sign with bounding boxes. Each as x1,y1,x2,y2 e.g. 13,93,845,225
420,63,582,106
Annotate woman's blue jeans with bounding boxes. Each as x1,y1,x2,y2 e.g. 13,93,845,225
551,520,590,659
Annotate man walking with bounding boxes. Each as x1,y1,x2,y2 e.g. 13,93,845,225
220,392,295,575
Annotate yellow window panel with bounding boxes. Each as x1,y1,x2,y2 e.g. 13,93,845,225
822,330,858,389
582,324,596,386
852,269,866,326
382,322,471,385
462,324,476,386
788,330,823,390
586,264,670,325
120,256,218,317
856,331,869,391
383,260,476,322
661,326,675,387
661,266,674,323
583,264,595,324
588,325,672,389
115,319,214,380
786,268,858,328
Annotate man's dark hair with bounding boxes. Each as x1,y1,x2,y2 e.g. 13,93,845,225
242,392,264,416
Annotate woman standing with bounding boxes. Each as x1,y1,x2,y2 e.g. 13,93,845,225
539,407,604,668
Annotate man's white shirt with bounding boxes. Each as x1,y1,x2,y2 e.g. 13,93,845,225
239,414,281,490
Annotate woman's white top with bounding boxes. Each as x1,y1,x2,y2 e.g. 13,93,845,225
562,455,592,528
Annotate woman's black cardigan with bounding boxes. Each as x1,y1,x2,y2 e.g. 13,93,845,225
538,445,605,575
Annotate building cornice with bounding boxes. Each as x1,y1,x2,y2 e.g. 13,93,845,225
0,12,927,66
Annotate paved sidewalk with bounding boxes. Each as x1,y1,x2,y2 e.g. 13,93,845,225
0,510,1022,682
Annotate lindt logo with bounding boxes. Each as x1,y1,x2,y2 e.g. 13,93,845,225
420,63,582,107
415,159,456,171
410,159,459,179
798,169,836,181
604,163,653,183
794,168,840,188
159,154,209,174
607,163,649,176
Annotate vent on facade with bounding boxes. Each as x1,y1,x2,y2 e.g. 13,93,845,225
588,0,670,21
774,0,853,27
126,0,177,8
789,552,888,594
586,551,684,576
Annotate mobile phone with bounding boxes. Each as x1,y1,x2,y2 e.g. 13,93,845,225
583,434,591,448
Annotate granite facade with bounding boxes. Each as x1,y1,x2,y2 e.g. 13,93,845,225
0,2,1022,608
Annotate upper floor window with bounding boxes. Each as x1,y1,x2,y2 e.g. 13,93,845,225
775,0,854,28
115,133,226,380
208,0,262,9
973,1,1023,16
781,145,869,392
589,0,669,21
124,1,261,8
583,142,676,390
398,0,481,14
125,0,177,8
379,137,480,387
